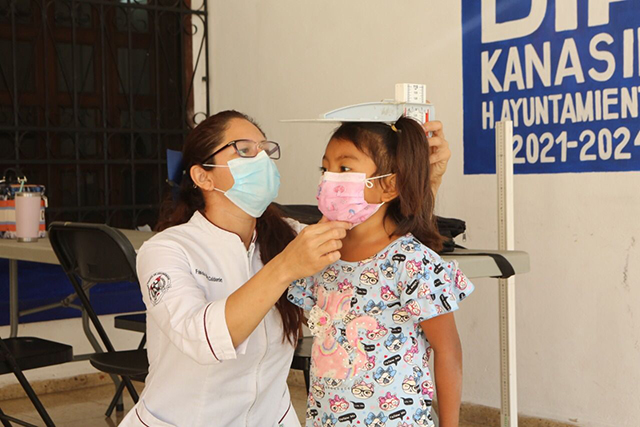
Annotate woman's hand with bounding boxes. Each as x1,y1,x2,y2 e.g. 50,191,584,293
278,221,350,282
424,120,451,195
226,220,349,347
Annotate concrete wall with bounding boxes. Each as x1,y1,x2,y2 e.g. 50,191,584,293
207,1,640,426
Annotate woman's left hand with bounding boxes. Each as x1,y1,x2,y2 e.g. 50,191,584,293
424,120,451,194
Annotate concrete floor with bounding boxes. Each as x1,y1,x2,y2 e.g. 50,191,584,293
0,381,488,426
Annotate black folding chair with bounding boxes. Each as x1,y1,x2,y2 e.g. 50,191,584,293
48,222,148,417
103,313,147,416
0,336,73,427
273,203,322,225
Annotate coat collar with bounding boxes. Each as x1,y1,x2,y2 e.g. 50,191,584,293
190,210,257,245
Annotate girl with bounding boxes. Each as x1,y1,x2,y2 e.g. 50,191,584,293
288,117,474,427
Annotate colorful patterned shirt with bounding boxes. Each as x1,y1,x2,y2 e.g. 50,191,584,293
288,234,474,427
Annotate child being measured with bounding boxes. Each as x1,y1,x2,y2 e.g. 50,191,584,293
288,117,474,427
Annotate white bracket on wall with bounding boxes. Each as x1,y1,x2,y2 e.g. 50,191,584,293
495,120,518,427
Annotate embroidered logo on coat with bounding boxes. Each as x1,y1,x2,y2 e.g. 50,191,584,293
147,272,171,305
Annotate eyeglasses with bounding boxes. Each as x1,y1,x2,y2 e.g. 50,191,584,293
202,139,281,164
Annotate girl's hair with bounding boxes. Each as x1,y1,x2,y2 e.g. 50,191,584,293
156,110,302,345
331,117,444,251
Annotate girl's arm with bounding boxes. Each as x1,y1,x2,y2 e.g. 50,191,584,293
420,312,463,427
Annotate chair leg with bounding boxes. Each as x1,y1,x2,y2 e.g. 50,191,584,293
303,362,310,393
122,376,139,402
0,407,13,427
0,341,56,427
73,285,141,410
14,373,55,427
105,381,126,417
106,333,146,417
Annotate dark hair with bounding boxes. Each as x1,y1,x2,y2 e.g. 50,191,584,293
156,110,302,345
330,117,444,251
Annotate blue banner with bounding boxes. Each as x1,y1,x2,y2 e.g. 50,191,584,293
462,0,640,174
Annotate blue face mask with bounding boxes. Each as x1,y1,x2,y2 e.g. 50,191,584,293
206,151,280,218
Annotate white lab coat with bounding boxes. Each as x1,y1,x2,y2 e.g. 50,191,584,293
120,211,303,427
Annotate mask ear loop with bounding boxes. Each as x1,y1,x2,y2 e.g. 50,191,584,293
198,164,230,193
202,164,229,168
365,173,394,188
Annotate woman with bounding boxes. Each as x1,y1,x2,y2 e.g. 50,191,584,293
120,110,450,427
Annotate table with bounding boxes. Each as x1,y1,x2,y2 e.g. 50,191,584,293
1,234,528,337
0,229,150,338
1,236,529,336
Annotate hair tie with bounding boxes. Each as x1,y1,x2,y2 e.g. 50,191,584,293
390,124,399,133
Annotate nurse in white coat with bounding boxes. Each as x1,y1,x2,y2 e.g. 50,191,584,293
120,110,350,427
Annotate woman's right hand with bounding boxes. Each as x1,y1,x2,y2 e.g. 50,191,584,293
277,220,350,282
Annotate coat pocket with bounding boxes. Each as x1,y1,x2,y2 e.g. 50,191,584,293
134,399,177,427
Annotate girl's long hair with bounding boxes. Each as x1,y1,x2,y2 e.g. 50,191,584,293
156,110,302,345
330,117,445,251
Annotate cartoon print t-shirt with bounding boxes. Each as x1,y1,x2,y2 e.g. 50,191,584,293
288,234,474,427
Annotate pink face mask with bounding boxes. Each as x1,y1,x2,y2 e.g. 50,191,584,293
317,172,392,226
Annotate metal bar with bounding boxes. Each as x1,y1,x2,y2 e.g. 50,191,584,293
106,380,126,416
105,333,146,417
9,259,19,338
80,305,103,353
78,286,123,394
0,125,187,133
42,0,52,197
10,0,19,167
126,0,136,228
72,281,107,352
0,410,39,427
43,0,207,14
203,0,210,117
72,276,139,402
0,407,13,427
0,158,167,165
80,308,123,396
154,4,162,206
46,203,159,212
178,1,186,134
71,353,93,361
183,15,203,121
495,120,518,427
70,0,82,222
18,301,83,317
100,1,109,223
0,338,56,426
19,302,67,317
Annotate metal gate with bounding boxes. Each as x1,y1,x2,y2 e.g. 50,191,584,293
0,0,209,228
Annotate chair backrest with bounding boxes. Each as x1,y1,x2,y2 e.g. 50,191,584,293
48,222,138,284
274,203,322,225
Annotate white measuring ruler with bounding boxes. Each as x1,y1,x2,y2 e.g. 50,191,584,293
495,120,518,427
